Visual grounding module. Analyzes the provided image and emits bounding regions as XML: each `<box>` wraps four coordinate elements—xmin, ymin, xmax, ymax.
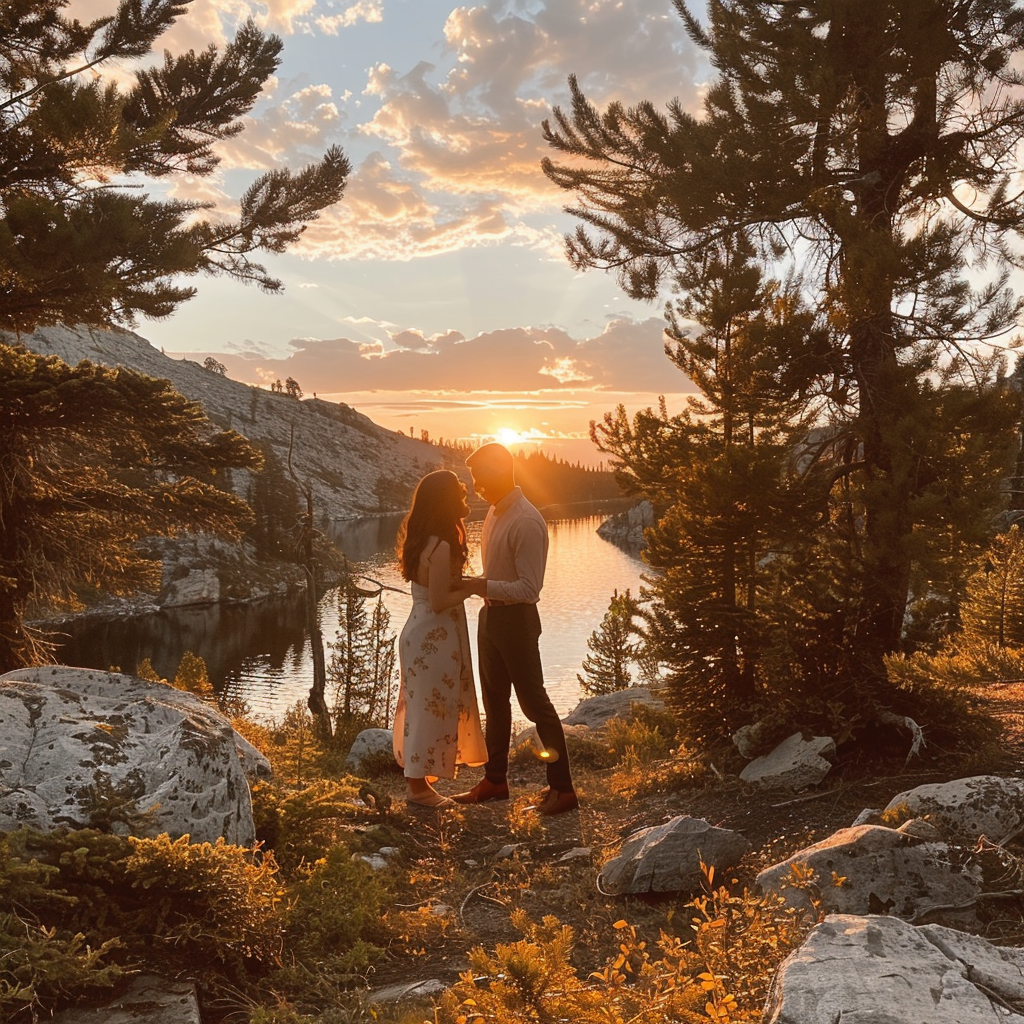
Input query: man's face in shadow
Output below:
<box><xmin>470</xmin><ymin>463</ymin><xmax>505</xmax><ymax>505</ymax></box>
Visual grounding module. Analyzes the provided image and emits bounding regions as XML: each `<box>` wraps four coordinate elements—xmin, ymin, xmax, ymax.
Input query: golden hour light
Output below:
<box><xmin>13</xmin><ymin>3</ymin><xmax>1024</xmax><ymax>1020</ymax></box>
<box><xmin>494</xmin><ymin>426</ymin><xmax>527</xmax><ymax>447</ymax></box>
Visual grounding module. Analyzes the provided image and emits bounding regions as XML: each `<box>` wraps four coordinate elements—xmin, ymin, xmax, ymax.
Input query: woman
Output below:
<box><xmin>393</xmin><ymin>470</ymin><xmax>487</xmax><ymax>807</ymax></box>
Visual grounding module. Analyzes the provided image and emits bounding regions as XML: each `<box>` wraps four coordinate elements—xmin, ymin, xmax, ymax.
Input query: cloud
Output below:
<box><xmin>353</xmin><ymin>0</ymin><xmax>702</xmax><ymax>207</ymax></box>
<box><xmin>217</xmin><ymin>82</ymin><xmax>346</xmax><ymax>170</ymax></box>
<box><xmin>169</xmin><ymin>315</ymin><xmax>686</xmax><ymax>394</ymax></box>
<box><xmin>315</xmin><ymin>0</ymin><xmax>383</xmax><ymax>35</ymax></box>
<box><xmin>291</xmin><ymin>151</ymin><xmax>542</xmax><ymax>260</ymax></box>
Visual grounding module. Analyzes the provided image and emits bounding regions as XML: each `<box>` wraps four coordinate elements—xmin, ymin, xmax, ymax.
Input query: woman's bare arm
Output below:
<box><xmin>427</xmin><ymin>540</ymin><xmax>474</xmax><ymax>612</ymax></box>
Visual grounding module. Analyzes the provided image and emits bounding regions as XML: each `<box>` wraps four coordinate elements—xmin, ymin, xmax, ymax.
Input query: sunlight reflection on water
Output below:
<box><xmin>222</xmin><ymin>513</ymin><xmax>647</xmax><ymax>721</ymax></box>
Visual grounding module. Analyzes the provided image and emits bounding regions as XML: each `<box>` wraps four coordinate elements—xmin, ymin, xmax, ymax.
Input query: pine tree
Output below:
<box><xmin>961</xmin><ymin>527</ymin><xmax>1024</xmax><ymax>648</ymax></box>
<box><xmin>365</xmin><ymin>595</ymin><xmax>398</xmax><ymax>727</ymax></box>
<box><xmin>577</xmin><ymin>588</ymin><xmax>642</xmax><ymax>696</ymax></box>
<box><xmin>327</xmin><ymin>573</ymin><xmax>373</xmax><ymax>725</ymax></box>
<box><xmin>246</xmin><ymin>442</ymin><xmax>301</xmax><ymax>560</ymax></box>
<box><xmin>0</xmin><ymin>0</ymin><xmax>350</xmax><ymax>331</ymax></box>
<box><xmin>0</xmin><ymin>342</ymin><xmax>262</xmax><ymax>671</ymax></box>
<box><xmin>594</xmin><ymin>237</ymin><xmax>830</xmax><ymax>738</ymax></box>
<box><xmin>543</xmin><ymin>1</ymin><xmax>1024</xmax><ymax>678</ymax></box>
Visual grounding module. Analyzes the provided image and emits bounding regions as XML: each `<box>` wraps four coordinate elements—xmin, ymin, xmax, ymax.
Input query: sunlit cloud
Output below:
<box><xmin>315</xmin><ymin>0</ymin><xmax>383</xmax><ymax>35</ymax></box>
<box><xmin>351</xmin><ymin>1</ymin><xmax>702</xmax><ymax>216</ymax></box>
<box><xmin>541</xmin><ymin>357</ymin><xmax>591</xmax><ymax>385</ymax></box>
<box><xmin>167</xmin><ymin>316</ymin><xmax>684</xmax><ymax>394</ymax></box>
<box><xmin>291</xmin><ymin>151</ymin><xmax>524</xmax><ymax>260</ymax></box>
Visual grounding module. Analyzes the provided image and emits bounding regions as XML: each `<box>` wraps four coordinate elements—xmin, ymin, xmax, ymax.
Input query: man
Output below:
<box><xmin>453</xmin><ymin>442</ymin><xmax>578</xmax><ymax>815</ymax></box>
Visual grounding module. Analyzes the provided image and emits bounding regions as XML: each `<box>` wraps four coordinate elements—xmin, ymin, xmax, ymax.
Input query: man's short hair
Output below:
<box><xmin>466</xmin><ymin>441</ymin><xmax>514</xmax><ymax>473</ymax></box>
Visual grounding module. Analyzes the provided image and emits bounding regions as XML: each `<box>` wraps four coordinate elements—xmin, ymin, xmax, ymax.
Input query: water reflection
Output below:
<box><xmin>53</xmin><ymin>512</ymin><xmax>647</xmax><ymax>721</ymax></box>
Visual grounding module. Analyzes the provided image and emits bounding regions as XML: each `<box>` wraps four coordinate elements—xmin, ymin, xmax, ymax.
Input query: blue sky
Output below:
<box><xmin>81</xmin><ymin>0</ymin><xmax>711</xmax><ymax>460</ymax></box>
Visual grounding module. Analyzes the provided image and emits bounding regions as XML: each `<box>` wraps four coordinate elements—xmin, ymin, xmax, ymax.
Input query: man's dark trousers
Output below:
<box><xmin>477</xmin><ymin>603</ymin><xmax>572</xmax><ymax>791</ymax></box>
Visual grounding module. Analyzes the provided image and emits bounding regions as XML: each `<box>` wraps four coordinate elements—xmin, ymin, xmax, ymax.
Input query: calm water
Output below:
<box><xmin>53</xmin><ymin>513</ymin><xmax>647</xmax><ymax>721</ymax></box>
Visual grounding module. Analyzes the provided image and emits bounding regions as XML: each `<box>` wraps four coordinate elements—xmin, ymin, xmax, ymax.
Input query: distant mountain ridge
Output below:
<box><xmin>12</xmin><ymin>324</ymin><xmax>450</xmax><ymax>519</ymax></box>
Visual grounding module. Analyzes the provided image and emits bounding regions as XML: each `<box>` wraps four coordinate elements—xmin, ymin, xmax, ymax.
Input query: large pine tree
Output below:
<box><xmin>543</xmin><ymin>0</ymin><xmax>1024</xmax><ymax>680</ymax></box>
<box><xmin>0</xmin><ymin>0</ymin><xmax>350</xmax><ymax>331</ymax></box>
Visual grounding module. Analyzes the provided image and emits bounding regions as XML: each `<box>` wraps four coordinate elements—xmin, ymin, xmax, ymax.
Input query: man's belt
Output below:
<box><xmin>483</xmin><ymin>598</ymin><xmax>518</xmax><ymax>607</ymax></box>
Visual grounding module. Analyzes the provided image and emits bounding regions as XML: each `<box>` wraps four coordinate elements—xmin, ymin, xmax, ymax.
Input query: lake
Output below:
<box><xmin>52</xmin><ymin>511</ymin><xmax>648</xmax><ymax>722</ymax></box>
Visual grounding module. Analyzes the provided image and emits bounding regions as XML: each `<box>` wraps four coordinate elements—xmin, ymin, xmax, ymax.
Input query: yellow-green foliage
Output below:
<box><xmin>520</xmin><ymin>703</ymin><xmax>681</xmax><ymax>774</ymax></box>
<box><xmin>438</xmin><ymin>872</ymin><xmax>816</xmax><ymax>1024</ymax></box>
<box><xmin>0</xmin><ymin>913</ymin><xmax>124</xmax><ymax>1021</ymax></box>
<box><xmin>961</xmin><ymin>526</ymin><xmax>1024</xmax><ymax>647</ymax></box>
<box><xmin>284</xmin><ymin>845</ymin><xmax>388</xmax><ymax>956</ymax></box>
<box><xmin>256</xmin><ymin>846</ymin><xmax>388</xmax><ymax>1009</ymax></box>
<box><xmin>0</xmin><ymin>828</ymin><xmax>285</xmax><ymax>1020</ymax></box>
<box><xmin>122</xmin><ymin>833</ymin><xmax>285</xmax><ymax>966</ymax></box>
<box><xmin>0</xmin><ymin>824</ymin><xmax>393</xmax><ymax>1021</ymax></box>
<box><xmin>883</xmin><ymin>640</ymin><xmax>1015</xmax><ymax>752</ymax></box>
<box><xmin>173</xmin><ymin>650</ymin><xmax>214</xmax><ymax>696</ymax></box>
<box><xmin>134</xmin><ymin>657</ymin><xmax>163</xmax><ymax>682</ymax></box>
<box><xmin>877</xmin><ymin>802</ymin><xmax>916</xmax><ymax>829</ymax></box>
<box><xmin>251</xmin><ymin>778</ymin><xmax>379</xmax><ymax>873</ymax></box>
<box><xmin>603</xmin><ymin>703</ymin><xmax>680</xmax><ymax>762</ymax></box>
<box><xmin>886</xmin><ymin>640</ymin><xmax>1024</xmax><ymax>690</ymax></box>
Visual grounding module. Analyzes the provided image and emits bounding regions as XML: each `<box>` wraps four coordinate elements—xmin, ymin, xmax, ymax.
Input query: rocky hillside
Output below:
<box><xmin>13</xmin><ymin>324</ymin><xmax>454</xmax><ymax>519</ymax></box>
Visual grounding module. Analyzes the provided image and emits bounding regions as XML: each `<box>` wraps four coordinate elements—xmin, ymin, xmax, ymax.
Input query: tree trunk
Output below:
<box><xmin>301</xmin><ymin>487</ymin><xmax>331</xmax><ymax>742</ymax></box>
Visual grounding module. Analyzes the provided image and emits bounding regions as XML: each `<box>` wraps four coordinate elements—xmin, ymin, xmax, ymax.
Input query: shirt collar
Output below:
<box><xmin>493</xmin><ymin>486</ymin><xmax>523</xmax><ymax>516</ymax></box>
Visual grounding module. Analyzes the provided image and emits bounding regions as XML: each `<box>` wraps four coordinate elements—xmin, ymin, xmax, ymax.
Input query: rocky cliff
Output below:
<box><xmin>13</xmin><ymin>323</ymin><xmax>454</xmax><ymax>519</ymax></box>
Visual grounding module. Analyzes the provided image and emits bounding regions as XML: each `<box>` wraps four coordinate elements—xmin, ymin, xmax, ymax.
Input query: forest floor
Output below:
<box><xmin>352</xmin><ymin>681</ymin><xmax>1024</xmax><ymax>1006</ymax></box>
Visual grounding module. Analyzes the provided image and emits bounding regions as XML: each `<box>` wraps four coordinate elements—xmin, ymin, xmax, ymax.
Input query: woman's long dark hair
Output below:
<box><xmin>397</xmin><ymin>470</ymin><xmax>469</xmax><ymax>582</ymax></box>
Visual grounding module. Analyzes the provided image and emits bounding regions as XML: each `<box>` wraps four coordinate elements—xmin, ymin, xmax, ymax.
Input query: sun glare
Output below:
<box><xmin>494</xmin><ymin>427</ymin><xmax>524</xmax><ymax>446</ymax></box>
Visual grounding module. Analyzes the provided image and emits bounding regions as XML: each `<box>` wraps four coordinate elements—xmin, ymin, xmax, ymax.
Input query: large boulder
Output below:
<box><xmin>562</xmin><ymin>686</ymin><xmax>665</xmax><ymax>729</ymax></box>
<box><xmin>597</xmin><ymin>815</ymin><xmax>751</xmax><ymax>895</ymax></box>
<box><xmin>765</xmin><ymin>914</ymin><xmax>1024</xmax><ymax>1024</ymax></box>
<box><xmin>0</xmin><ymin>666</ymin><xmax>269</xmax><ymax>846</ymax></box>
<box><xmin>883</xmin><ymin>775</ymin><xmax>1024</xmax><ymax>843</ymax></box>
<box><xmin>757</xmin><ymin>823</ymin><xmax>982</xmax><ymax>920</ymax></box>
<box><xmin>739</xmin><ymin>732</ymin><xmax>835</xmax><ymax>791</ymax></box>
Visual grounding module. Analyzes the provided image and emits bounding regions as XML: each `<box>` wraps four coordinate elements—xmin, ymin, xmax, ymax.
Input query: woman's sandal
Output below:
<box><xmin>406</xmin><ymin>791</ymin><xmax>455</xmax><ymax>809</ymax></box>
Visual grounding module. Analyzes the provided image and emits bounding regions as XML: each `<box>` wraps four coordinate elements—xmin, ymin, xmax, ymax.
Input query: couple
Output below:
<box><xmin>391</xmin><ymin>442</ymin><xmax>578</xmax><ymax>816</ymax></box>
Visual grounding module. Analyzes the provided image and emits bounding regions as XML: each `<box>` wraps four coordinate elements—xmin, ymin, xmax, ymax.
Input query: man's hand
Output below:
<box><xmin>462</xmin><ymin>576</ymin><xmax>487</xmax><ymax>598</ymax></box>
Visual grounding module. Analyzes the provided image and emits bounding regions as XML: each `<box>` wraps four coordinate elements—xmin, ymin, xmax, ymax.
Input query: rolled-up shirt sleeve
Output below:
<box><xmin>485</xmin><ymin>516</ymin><xmax>546</xmax><ymax>603</ymax></box>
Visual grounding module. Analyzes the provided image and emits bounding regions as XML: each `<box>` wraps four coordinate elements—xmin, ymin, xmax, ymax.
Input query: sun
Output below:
<box><xmin>494</xmin><ymin>427</ymin><xmax>524</xmax><ymax>447</ymax></box>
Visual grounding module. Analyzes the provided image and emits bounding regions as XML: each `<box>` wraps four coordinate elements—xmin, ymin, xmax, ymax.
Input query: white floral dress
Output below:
<box><xmin>393</xmin><ymin>582</ymin><xmax>487</xmax><ymax>779</ymax></box>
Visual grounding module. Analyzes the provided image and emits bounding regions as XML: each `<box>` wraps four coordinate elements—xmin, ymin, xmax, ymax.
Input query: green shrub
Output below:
<box><xmin>172</xmin><ymin>651</ymin><xmax>214</xmax><ymax>696</ymax></box>
<box><xmin>883</xmin><ymin>641</ymin><xmax>1009</xmax><ymax>757</ymax></box>
<box><xmin>252</xmin><ymin>778</ymin><xmax>377</xmax><ymax>873</ymax></box>
<box><xmin>0</xmin><ymin>912</ymin><xmax>124</xmax><ymax>1022</ymax></box>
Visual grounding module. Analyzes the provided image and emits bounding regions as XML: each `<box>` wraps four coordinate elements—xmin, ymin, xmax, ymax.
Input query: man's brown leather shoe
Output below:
<box><xmin>452</xmin><ymin>778</ymin><xmax>509</xmax><ymax>804</ymax></box>
<box><xmin>535</xmin><ymin>788</ymin><xmax>579</xmax><ymax>816</ymax></box>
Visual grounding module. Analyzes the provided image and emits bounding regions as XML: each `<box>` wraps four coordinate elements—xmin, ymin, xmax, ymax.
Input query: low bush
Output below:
<box><xmin>0</xmin><ymin>824</ymin><xmax>389</xmax><ymax>1022</ymax></box>
<box><xmin>437</xmin><ymin>867</ymin><xmax>818</xmax><ymax>1024</ymax></box>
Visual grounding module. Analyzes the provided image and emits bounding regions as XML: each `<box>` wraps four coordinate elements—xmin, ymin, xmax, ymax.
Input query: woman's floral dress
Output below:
<box><xmin>393</xmin><ymin>581</ymin><xmax>487</xmax><ymax>779</ymax></box>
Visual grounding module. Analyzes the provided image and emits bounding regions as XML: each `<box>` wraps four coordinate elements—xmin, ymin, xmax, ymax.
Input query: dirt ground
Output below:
<box><xmin>355</xmin><ymin>681</ymin><xmax>1024</xmax><ymax>997</ymax></box>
